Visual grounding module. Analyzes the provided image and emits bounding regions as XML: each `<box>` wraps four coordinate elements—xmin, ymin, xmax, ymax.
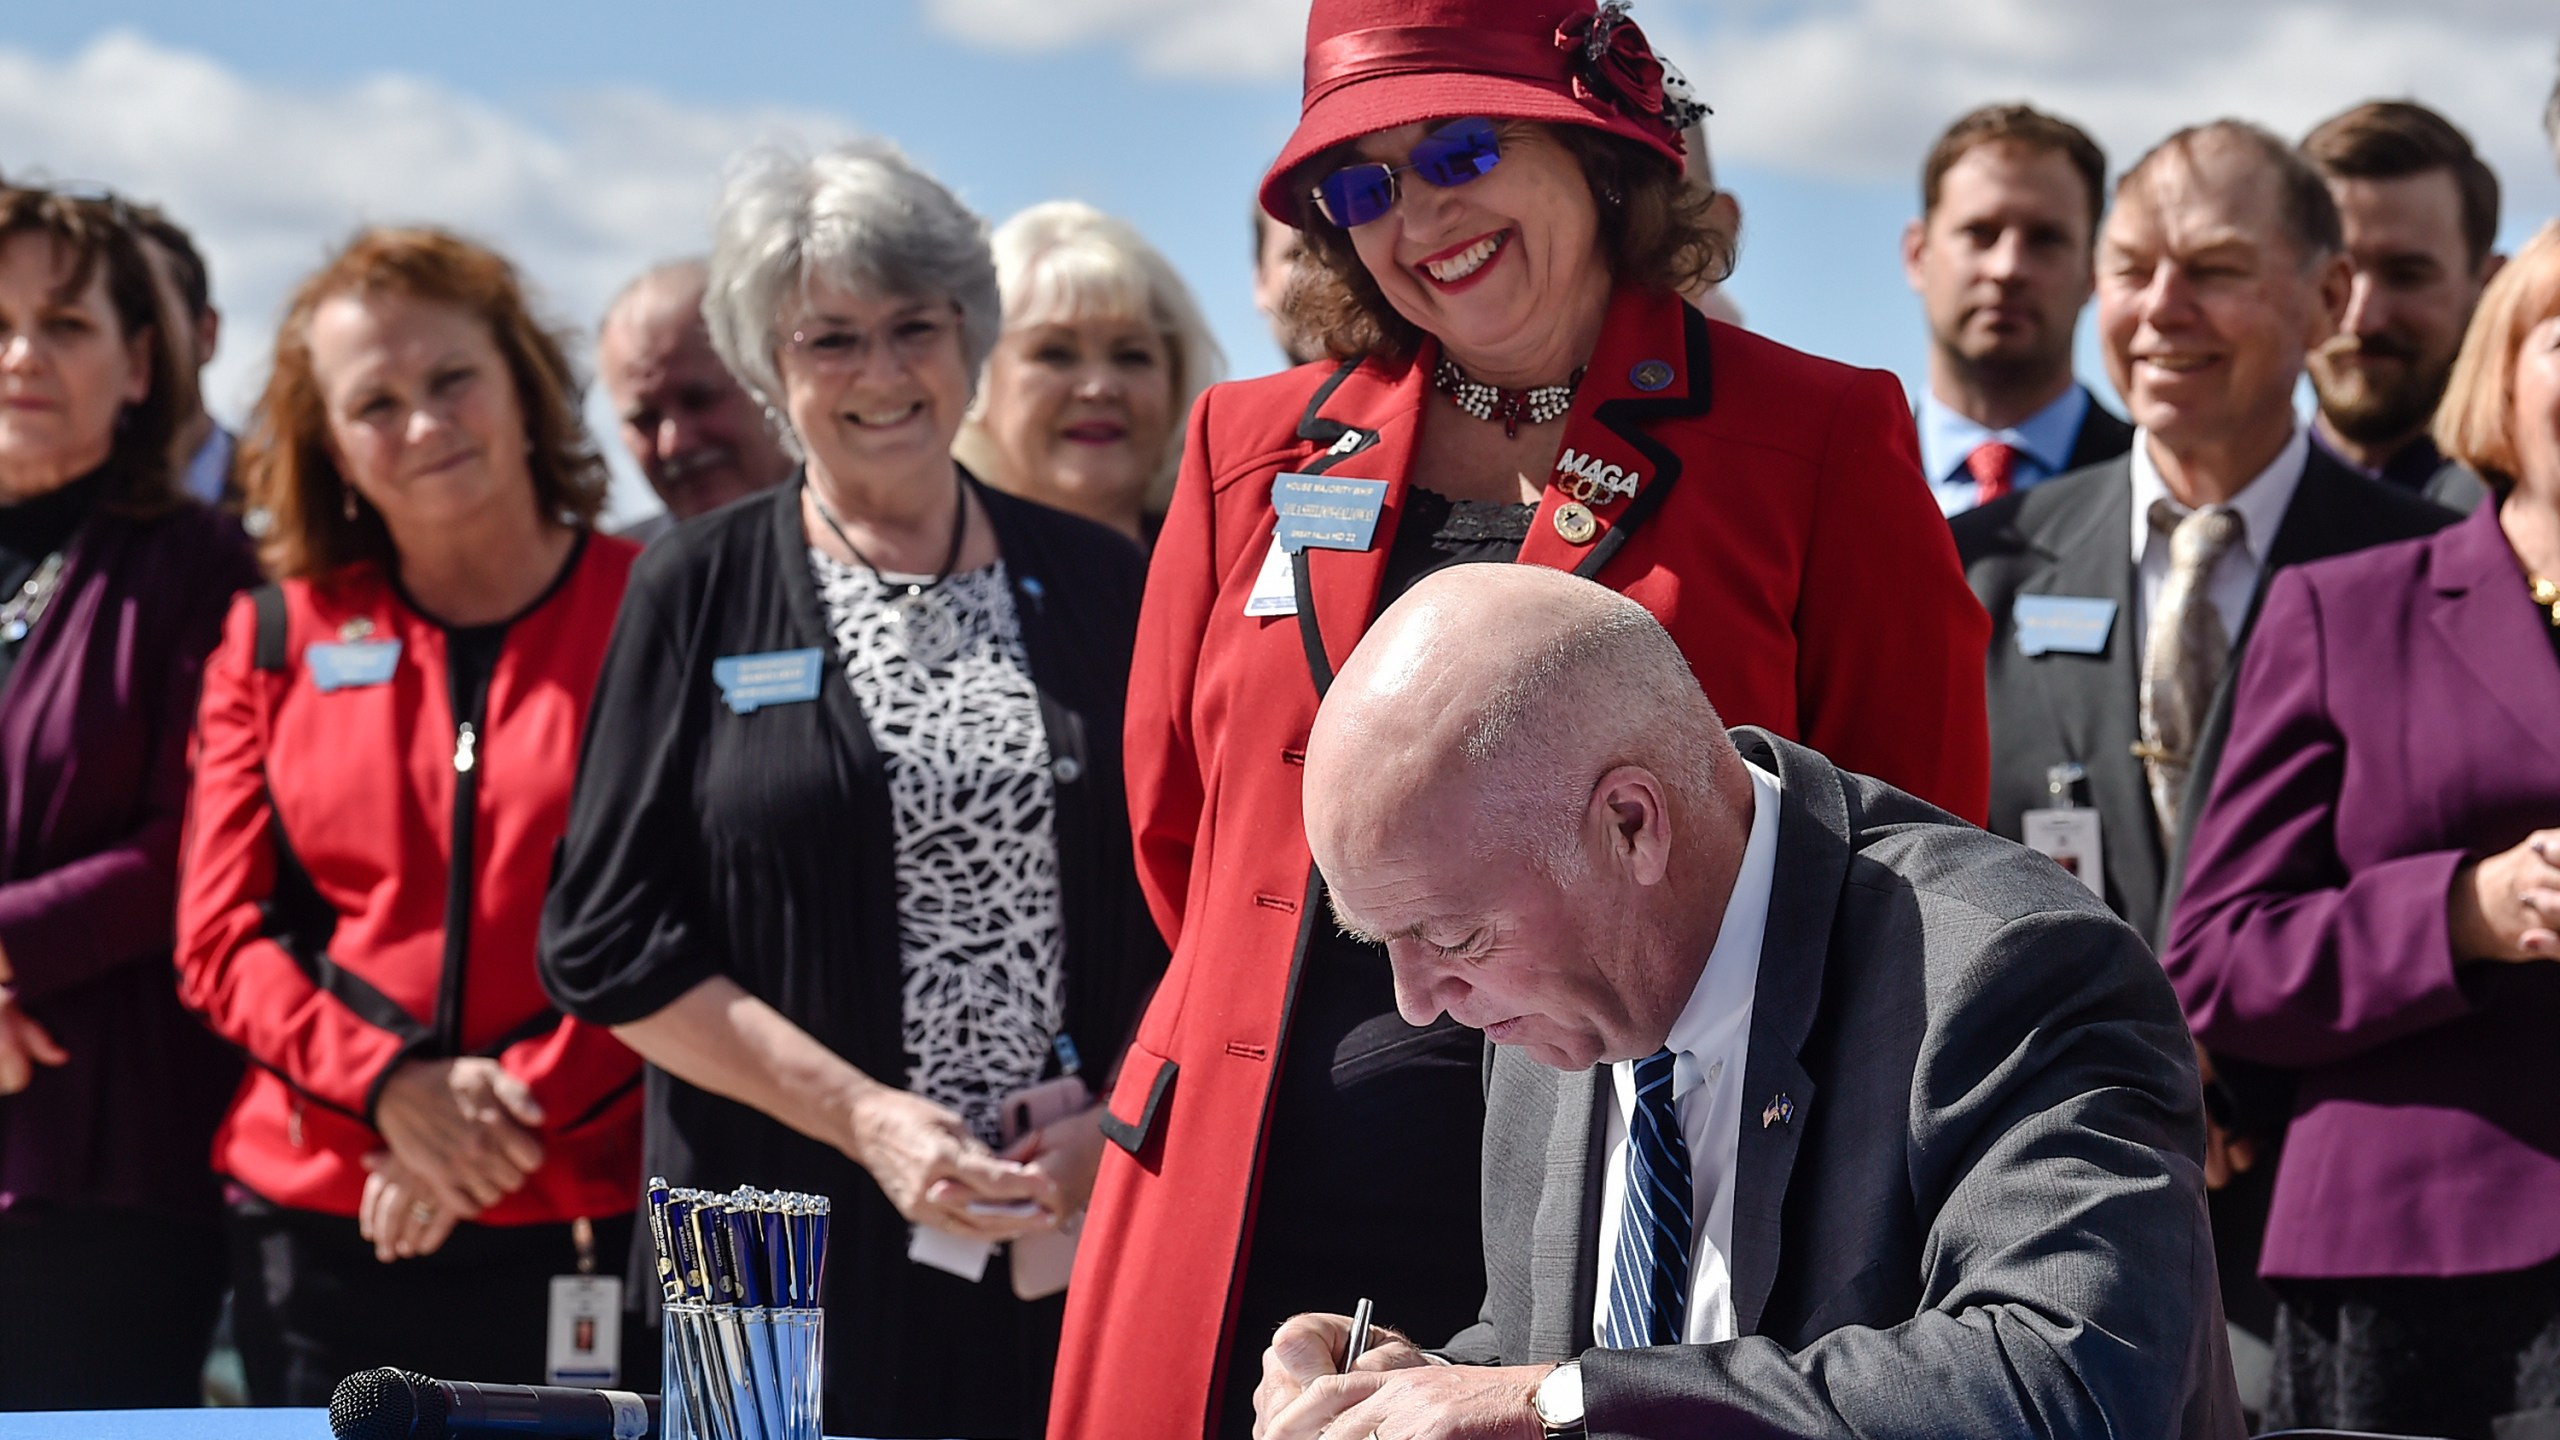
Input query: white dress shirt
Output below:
<box><xmin>2126</xmin><ymin>425</ymin><xmax>2307</xmax><ymax>660</ymax></box>
<box><xmin>1592</xmin><ymin>759</ymin><xmax>1781</xmax><ymax>1347</ymax></box>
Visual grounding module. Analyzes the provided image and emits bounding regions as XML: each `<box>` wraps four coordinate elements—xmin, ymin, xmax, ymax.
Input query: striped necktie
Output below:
<box><xmin>1604</xmin><ymin>1048</ymin><xmax>1693</xmax><ymax>1348</ymax></box>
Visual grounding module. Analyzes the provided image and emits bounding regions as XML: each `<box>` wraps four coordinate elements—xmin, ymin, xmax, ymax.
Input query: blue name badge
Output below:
<box><xmin>307</xmin><ymin>640</ymin><xmax>403</xmax><ymax>693</ymax></box>
<box><xmin>712</xmin><ymin>648</ymin><xmax>826</xmax><ymax>714</ymax></box>
<box><xmin>2014</xmin><ymin>595</ymin><xmax>2119</xmax><ymax>657</ymax></box>
<box><xmin>1272</xmin><ymin>474</ymin><xmax>1390</xmax><ymax>554</ymax></box>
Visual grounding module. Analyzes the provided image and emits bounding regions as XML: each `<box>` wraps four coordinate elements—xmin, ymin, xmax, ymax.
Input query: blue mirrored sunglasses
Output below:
<box><xmin>1309</xmin><ymin>116</ymin><xmax>1504</xmax><ymax>229</ymax></box>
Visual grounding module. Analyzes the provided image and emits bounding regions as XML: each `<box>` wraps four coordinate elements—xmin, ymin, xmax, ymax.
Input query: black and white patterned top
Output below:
<box><xmin>811</xmin><ymin>551</ymin><xmax>1065</xmax><ymax>1144</ymax></box>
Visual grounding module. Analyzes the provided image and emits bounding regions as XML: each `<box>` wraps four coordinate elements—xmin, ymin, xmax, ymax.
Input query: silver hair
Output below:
<box><xmin>703</xmin><ymin>138</ymin><xmax>1000</xmax><ymax>456</ymax></box>
<box><xmin>980</xmin><ymin>200</ymin><xmax>1225</xmax><ymax>513</ymax></box>
<box><xmin>1459</xmin><ymin>603</ymin><xmax>1727</xmax><ymax>885</ymax></box>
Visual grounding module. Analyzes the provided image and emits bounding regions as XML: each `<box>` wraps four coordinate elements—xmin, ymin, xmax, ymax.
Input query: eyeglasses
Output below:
<box><xmin>1310</xmin><ymin>117</ymin><xmax>1504</xmax><ymax>229</ymax></box>
<box><xmin>784</xmin><ymin>304</ymin><xmax>960</xmax><ymax>373</ymax></box>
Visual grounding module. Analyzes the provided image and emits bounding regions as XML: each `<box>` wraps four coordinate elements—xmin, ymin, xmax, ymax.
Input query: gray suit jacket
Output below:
<box><xmin>1442</xmin><ymin>729</ymin><xmax>2246</xmax><ymax>1438</ymax></box>
<box><xmin>1949</xmin><ymin>446</ymin><xmax>2454</xmax><ymax>948</ymax></box>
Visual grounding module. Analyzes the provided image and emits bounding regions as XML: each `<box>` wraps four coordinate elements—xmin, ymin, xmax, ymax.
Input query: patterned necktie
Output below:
<box><xmin>1967</xmin><ymin>441</ymin><xmax>2020</xmax><ymax>506</ymax></box>
<box><xmin>2138</xmin><ymin>499</ymin><xmax>2247</xmax><ymax>837</ymax></box>
<box><xmin>1604</xmin><ymin>1049</ymin><xmax>1693</xmax><ymax>1348</ymax></box>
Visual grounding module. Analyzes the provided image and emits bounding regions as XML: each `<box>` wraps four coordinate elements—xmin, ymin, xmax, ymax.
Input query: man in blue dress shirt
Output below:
<box><xmin>1903</xmin><ymin>104</ymin><xmax>2134</xmax><ymax>517</ymax></box>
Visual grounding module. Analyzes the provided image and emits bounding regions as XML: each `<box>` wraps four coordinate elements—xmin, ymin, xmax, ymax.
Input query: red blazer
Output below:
<box><xmin>176</xmin><ymin>536</ymin><xmax>642</xmax><ymax>1224</ymax></box>
<box><xmin>1051</xmin><ymin>287</ymin><xmax>1989</xmax><ymax>1437</ymax></box>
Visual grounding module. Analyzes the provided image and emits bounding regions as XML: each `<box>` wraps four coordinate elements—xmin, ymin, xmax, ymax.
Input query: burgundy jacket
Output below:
<box><xmin>2164</xmin><ymin>500</ymin><xmax>2560</xmax><ymax>1279</ymax></box>
<box><xmin>0</xmin><ymin>500</ymin><xmax>260</xmax><ymax>1221</ymax></box>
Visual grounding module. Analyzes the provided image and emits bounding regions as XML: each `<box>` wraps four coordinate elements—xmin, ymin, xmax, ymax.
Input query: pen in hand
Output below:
<box><xmin>1342</xmin><ymin>1297</ymin><xmax>1374</xmax><ymax>1373</ymax></box>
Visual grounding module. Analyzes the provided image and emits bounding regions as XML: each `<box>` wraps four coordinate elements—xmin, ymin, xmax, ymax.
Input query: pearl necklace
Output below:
<box><xmin>1432</xmin><ymin>357</ymin><xmax>1582</xmax><ymax>439</ymax></box>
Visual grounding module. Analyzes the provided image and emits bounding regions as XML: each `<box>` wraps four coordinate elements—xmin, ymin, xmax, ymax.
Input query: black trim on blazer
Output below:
<box><xmin>1284</xmin><ymin>384</ymin><xmax>1377</xmax><ymax>700</ymax></box>
<box><xmin>1097</xmin><ymin>1052</ymin><xmax>1179</xmax><ymax>1156</ymax></box>
<box><xmin>1578</xmin><ymin>303</ymin><xmax>1717</xmax><ymax>580</ymax></box>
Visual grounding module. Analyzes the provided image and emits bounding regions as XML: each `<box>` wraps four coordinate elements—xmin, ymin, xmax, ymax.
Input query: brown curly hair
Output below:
<box><xmin>241</xmin><ymin>226</ymin><xmax>608</xmax><ymax>580</ymax></box>
<box><xmin>1280</xmin><ymin>121</ymin><xmax>1734</xmax><ymax>364</ymax></box>
<box><xmin>0</xmin><ymin>185</ymin><xmax>182</xmax><ymax>515</ymax></box>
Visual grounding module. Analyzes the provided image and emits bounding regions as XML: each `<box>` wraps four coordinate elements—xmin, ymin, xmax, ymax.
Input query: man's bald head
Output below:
<box><xmin>1306</xmin><ymin>568</ymin><xmax>1751</xmax><ymax>1069</ymax></box>
<box><xmin>1311</xmin><ymin>566</ymin><xmax>1732</xmax><ymax>880</ymax></box>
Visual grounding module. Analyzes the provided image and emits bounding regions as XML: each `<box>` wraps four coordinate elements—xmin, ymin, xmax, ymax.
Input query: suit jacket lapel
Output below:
<box><xmin>1515</xmin><ymin>288</ymin><xmax>1710</xmax><ymax>578</ymax></box>
<box><xmin>2431</xmin><ymin>503</ymin><xmax>2560</xmax><ymax>774</ymax></box>
<box><xmin>1533</xmin><ymin>1065</ymin><xmax>1607</xmax><ymax>1357</ymax></box>
<box><xmin>1725</xmin><ymin>728</ymin><xmax>1845</xmax><ymax>1336</ymax></box>
<box><xmin>2016</xmin><ymin>463</ymin><xmax>2162</xmax><ymax>919</ymax></box>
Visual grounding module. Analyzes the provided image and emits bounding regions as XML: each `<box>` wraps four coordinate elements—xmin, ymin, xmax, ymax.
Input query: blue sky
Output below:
<box><xmin>5</xmin><ymin>2</ymin><xmax>2555</xmax><ymax>519</ymax></box>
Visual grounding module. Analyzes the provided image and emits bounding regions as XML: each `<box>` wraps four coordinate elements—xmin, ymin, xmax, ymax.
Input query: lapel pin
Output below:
<box><xmin>339</xmin><ymin>616</ymin><xmax>374</xmax><ymax>642</ymax></box>
<box><xmin>1326</xmin><ymin>428</ymin><xmax>1367</xmax><ymax>457</ymax></box>
<box><xmin>1553</xmin><ymin>501</ymin><xmax>1598</xmax><ymax>545</ymax></box>
<box><xmin>1629</xmin><ymin>359</ymin><xmax>1674</xmax><ymax>392</ymax></box>
<box><xmin>1761</xmin><ymin>1093</ymin><xmax>1794</xmax><ymax>1129</ymax></box>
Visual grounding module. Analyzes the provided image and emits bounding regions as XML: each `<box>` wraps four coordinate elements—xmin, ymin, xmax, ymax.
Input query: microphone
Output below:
<box><xmin>329</xmin><ymin>1367</ymin><xmax>660</xmax><ymax>1440</ymax></box>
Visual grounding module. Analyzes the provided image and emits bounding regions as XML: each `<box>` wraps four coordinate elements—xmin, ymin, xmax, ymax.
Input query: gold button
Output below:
<box><xmin>1553</xmin><ymin>501</ymin><xmax>1597</xmax><ymax>545</ymax></box>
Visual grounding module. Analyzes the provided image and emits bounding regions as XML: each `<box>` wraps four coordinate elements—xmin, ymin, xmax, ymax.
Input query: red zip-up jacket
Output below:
<box><xmin>176</xmin><ymin>536</ymin><xmax>641</xmax><ymax>1223</ymax></box>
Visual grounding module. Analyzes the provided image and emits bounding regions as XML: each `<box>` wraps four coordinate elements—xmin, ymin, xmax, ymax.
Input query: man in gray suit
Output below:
<box><xmin>1951</xmin><ymin>122</ymin><xmax>2453</xmax><ymax>1411</ymax></box>
<box><xmin>1253</xmin><ymin>565</ymin><xmax>2242</xmax><ymax>1439</ymax></box>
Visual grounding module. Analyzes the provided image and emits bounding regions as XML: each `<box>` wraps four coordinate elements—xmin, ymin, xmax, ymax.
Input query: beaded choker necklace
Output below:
<box><xmin>1432</xmin><ymin>357</ymin><xmax>1582</xmax><ymax>439</ymax></box>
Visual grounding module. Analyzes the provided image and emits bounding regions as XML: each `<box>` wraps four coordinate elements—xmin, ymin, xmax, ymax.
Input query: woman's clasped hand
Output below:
<box><xmin>849</xmin><ymin>1082</ymin><xmax>1056</xmax><ymax>1244</ymax></box>
<box><xmin>354</xmin><ymin>1057</ymin><xmax>551</xmax><ymax>1257</ymax></box>
<box><xmin>2450</xmin><ymin>829</ymin><xmax>2560</xmax><ymax>962</ymax></box>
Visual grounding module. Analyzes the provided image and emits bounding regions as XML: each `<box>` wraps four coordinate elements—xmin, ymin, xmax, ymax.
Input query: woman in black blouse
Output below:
<box><xmin>538</xmin><ymin>140</ymin><xmax>1162</xmax><ymax>1440</ymax></box>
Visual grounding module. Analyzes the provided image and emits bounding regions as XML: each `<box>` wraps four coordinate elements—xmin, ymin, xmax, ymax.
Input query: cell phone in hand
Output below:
<box><xmin>998</xmin><ymin>1074</ymin><xmax>1092</xmax><ymax>1301</ymax></box>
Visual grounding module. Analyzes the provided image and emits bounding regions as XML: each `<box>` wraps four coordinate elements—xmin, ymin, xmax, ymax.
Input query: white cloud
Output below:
<box><xmin>1668</xmin><ymin>0</ymin><xmax>2560</xmax><ymax>201</ymax></box>
<box><xmin>920</xmin><ymin>0</ymin><xmax>2559</xmax><ymax>216</ymax></box>
<box><xmin>920</xmin><ymin>0</ymin><xmax>1307</xmax><ymax>79</ymax></box>
<box><xmin>0</xmin><ymin>30</ymin><xmax>855</xmax><ymax>521</ymax></box>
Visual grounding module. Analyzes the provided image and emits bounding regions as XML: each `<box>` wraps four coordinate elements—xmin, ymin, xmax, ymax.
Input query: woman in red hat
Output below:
<box><xmin>1053</xmin><ymin>3</ymin><xmax>1989</xmax><ymax>1435</ymax></box>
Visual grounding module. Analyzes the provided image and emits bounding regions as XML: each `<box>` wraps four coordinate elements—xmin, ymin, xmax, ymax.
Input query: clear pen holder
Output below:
<box><xmin>661</xmin><ymin>1300</ymin><xmax>823</xmax><ymax>1440</ymax></box>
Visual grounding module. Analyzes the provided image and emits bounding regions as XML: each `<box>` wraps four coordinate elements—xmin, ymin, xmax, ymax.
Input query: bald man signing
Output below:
<box><xmin>1258</xmin><ymin>566</ymin><xmax>2243</xmax><ymax>1439</ymax></box>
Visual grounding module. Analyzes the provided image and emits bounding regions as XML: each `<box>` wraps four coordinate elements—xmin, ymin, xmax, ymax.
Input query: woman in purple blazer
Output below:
<box><xmin>2164</xmin><ymin>220</ymin><xmax>2560</xmax><ymax>1439</ymax></box>
<box><xmin>0</xmin><ymin>186</ymin><xmax>260</xmax><ymax>1408</ymax></box>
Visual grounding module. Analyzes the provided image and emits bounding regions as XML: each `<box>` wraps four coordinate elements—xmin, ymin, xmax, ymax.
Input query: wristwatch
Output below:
<box><xmin>1532</xmin><ymin>1360</ymin><xmax>1584</xmax><ymax>1439</ymax></box>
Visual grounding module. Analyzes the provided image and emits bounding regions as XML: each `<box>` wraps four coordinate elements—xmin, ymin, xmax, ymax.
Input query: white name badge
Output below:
<box><xmin>545</xmin><ymin>1273</ymin><xmax>623</xmax><ymax>1386</ymax></box>
<box><xmin>1243</xmin><ymin>535</ymin><xmax>1298</xmax><ymax>618</ymax></box>
<box><xmin>2021</xmin><ymin>808</ymin><xmax>2104</xmax><ymax>897</ymax></box>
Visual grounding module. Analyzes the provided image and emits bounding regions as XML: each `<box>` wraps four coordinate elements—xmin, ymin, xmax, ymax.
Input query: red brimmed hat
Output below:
<box><xmin>1258</xmin><ymin>0</ymin><xmax>1695</xmax><ymax>223</ymax></box>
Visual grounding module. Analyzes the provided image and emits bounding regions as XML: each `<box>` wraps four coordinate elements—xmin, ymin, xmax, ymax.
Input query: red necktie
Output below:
<box><xmin>1967</xmin><ymin>441</ymin><xmax>2019</xmax><ymax>506</ymax></box>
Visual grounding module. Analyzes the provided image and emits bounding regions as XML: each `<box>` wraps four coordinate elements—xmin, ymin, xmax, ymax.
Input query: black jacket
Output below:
<box><xmin>538</xmin><ymin>474</ymin><xmax>1164</xmax><ymax>1435</ymax></box>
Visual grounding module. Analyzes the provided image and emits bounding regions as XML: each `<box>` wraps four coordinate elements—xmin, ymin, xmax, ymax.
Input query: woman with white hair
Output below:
<box><xmin>539</xmin><ymin>139</ymin><xmax>1164</xmax><ymax>1438</ymax></box>
<box><xmin>960</xmin><ymin>201</ymin><xmax>1221</xmax><ymax>542</ymax></box>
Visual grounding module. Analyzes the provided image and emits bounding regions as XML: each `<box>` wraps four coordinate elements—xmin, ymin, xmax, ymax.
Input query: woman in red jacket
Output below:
<box><xmin>177</xmin><ymin>228</ymin><xmax>641</xmax><ymax>1403</ymax></box>
<box><xmin>1050</xmin><ymin>2</ymin><xmax>1989</xmax><ymax>1435</ymax></box>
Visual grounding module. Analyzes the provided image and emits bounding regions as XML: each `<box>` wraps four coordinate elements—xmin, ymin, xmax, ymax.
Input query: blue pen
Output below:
<box><xmin>807</xmin><ymin>1195</ymin><xmax>831</xmax><ymax>1304</ymax></box>
<box><xmin>644</xmin><ymin>1178</ymin><xmax>680</xmax><ymax>1302</ymax></box>
<box><xmin>760</xmin><ymin>1196</ymin><xmax>792</xmax><ymax>1307</ymax></box>
<box><xmin>664</xmin><ymin>1191</ymin><xmax>706</xmax><ymax>1301</ymax></box>
<box><xmin>723</xmin><ymin>1199</ymin><xmax>768</xmax><ymax>1308</ymax></box>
